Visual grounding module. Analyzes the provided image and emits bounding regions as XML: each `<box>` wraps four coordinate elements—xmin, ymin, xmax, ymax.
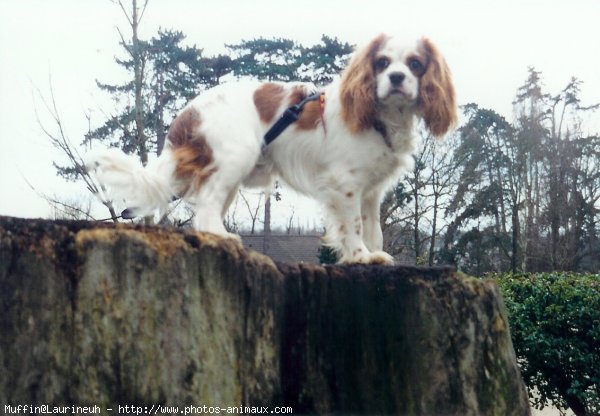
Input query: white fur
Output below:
<box><xmin>86</xmin><ymin>35</ymin><xmax>455</xmax><ymax>264</ymax></box>
<box><xmin>85</xmin><ymin>147</ymin><xmax>177</xmax><ymax>218</ymax></box>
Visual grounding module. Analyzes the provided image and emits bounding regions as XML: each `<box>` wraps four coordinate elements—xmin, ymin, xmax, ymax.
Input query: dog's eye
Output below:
<box><xmin>375</xmin><ymin>57</ymin><xmax>390</xmax><ymax>71</ymax></box>
<box><xmin>408</xmin><ymin>58</ymin><xmax>425</xmax><ymax>75</ymax></box>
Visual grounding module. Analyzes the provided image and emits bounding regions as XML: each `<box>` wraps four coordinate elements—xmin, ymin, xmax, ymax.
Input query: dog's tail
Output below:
<box><xmin>85</xmin><ymin>148</ymin><xmax>177</xmax><ymax>219</ymax></box>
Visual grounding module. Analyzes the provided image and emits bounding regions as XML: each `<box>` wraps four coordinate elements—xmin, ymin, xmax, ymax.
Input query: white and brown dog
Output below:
<box><xmin>86</xmin><ymin>34</ymin><xmax>456</xmax><ymax>264</ymax></box>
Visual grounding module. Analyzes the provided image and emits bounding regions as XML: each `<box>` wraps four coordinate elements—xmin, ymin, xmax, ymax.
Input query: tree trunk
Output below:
<box><xmin>0</xmin><ymin>216</ymin><xmax>531</xmax><ymax>415</ymax></box>
<box><xmin>128</xmin><ymin>0</ymin><xmax>147</xmax><ymax>165</ymax></box>
<box><xmin>511</xmin><ymin>205</ymin><xmax>520</xmax><ymax>273</ymax></box>
<box><xmin>264</xmin><ymin>193</ymin><xmax>271</xmax><ymax>256</ymax></box>
<box><xmin>412</xmin><ymin>183</ymin><xmax>421</xmax><ymax>263</ymax></box>
<box><xmin>155</xmin><ymin>70</ymin><xmax>166</xmax><ymax>156</ymax></box>
<box><xmin>428</xmin><ymin>191</ymin><xmax>439</xmax><ymax>267</ymax></box>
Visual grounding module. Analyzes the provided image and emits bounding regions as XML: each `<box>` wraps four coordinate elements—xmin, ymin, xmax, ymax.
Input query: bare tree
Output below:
<box><xmin>37</xmin><ymin>0</ymin><xmax>154</xmax><ymax>224</ymax></box>
<box><xmin>423</xmin><ymin>134</ymin><xmax>460</xmax><ymax>266</ymax></box>
<box><xmin>381</xmin><ymin>129</ymin><xmax>459</xmax><ymax>265</ymax></box>
<box><xmin>238</xmin><ymin>191</ymin><xmax>264</xmax><ymax>234</ymax></box>
<box><xmin>224</xmin><ymin>195</ymin><xmax>241</xmax><ymax>233</ymax></box>
<box><xmin>285</xmin><ymin>207</ymin><xmax>296</xmax><ymax>235</ymax></box>
<box><xmin>48</xmin><ymin>196</ymin><xmax>94</xmax><ymax>221</ymax></box>
<box><xmin>34</xmin><ymin>79</ymin><xmax>119</xmax><ymax>222</ymax></box>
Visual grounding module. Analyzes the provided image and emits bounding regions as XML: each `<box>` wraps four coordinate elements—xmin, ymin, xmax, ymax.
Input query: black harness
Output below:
<box><xmin>263</xmin><ymin>92</ymin><xmax>323</xmax><ymax>146</ymax></box>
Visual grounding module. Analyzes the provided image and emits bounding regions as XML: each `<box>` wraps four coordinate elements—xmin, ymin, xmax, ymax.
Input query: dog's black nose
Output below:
<box><xmin>389</xmin><ymin>72</ymin><xmax>405</xmax><ymax>86</ymax></box>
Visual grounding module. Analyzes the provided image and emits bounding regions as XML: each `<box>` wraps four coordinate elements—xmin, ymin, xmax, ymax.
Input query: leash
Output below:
<box><xmin>96</xmin><ymin>196</ymin><xmax>180</xmax><ymax>222</ymax></box>
<box><xmin>263</xmin><ymin>92</ymin><xmax>324</xmax><ymax>146</ymax></box>
<box><xmin>119</xmin><ymin>195</ymin><xmax>181</xmax><ymax>220</ymax></box>
<box><xmin>94</xmin><ymin>209</ymin><xmax>134</xmax><ymax>222</ymax></box>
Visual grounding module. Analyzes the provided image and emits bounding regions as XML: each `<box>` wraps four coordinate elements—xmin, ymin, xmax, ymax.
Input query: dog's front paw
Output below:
<box><xmin>210</xmin><ymin>230</ymin><xmax>242</xmax><ymax>243</ymax></box>
<box><xmin>224</xmin><ymin>232</ymin><xmax>242</xmax><ymax>243</ymax></box>
<box><xmin>341</xmin><ymin>250</ymin><xmax>395</xmax><ymax>265</ymax></box>
<box><xmin>365</xmin><ymin>251</ymin><xmax>395</xmax><ymax>265</ymax></box>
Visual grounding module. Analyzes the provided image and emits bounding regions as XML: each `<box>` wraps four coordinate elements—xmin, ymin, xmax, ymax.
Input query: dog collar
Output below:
<box><xmin>373</xmin><ymin>119</ymin><xmax>392</xmax><ymax>149</ymax></box>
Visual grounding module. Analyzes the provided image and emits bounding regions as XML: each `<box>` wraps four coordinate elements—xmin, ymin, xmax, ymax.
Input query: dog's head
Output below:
<box><xmin>340</xmin><ymin>34</ymin><xmax>457</xmax><ymax>137</ymax></box>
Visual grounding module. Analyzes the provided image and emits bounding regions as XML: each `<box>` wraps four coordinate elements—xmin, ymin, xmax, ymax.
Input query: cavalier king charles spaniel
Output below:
<box><xmin>87</xmin><ymin>34</ymin><xmax>456</xmax><ymax>264</ymax></box>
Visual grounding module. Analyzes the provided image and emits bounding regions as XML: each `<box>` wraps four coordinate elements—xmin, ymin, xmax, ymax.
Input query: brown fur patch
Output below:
<box><xmin>173</xmin><ymin>141</ymin><xmax>218</xmax><ymax>193</ymax></box>
<box><xmin>297</xmin><ymin>100</ymin><xmax>322</xmax><ymax>130</ymax></box>
<box><xmin>289</xmin><ymin>86</ymin><xmax>322</xmax><ymax>131</ymax></box>
<box><xmin>167</xmin><ymin>107</ymin><xmax>217</xmax><ymax>192</ymax></box>
<box><xmin>167</xmin><ymin>107</ymin><xmax>202</xmax><ymax>147</ymax></box>
<box><xmin>254</xmin><ymin>83</ymin><xmax>285</xmax><ymax>123</ymax></box>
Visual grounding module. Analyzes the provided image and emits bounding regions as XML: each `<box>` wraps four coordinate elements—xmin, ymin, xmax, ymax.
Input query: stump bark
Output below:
<box><xmin>0</xmin><ymin>216</ymin><xmax>530</xmax><ymax>415</ymax></box>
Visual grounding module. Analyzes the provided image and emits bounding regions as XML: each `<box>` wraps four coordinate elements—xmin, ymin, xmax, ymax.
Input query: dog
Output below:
<box><xmin>86</xmin><ymin>34</ymin><xmax>456</xmax><ymax>264</ymax></box>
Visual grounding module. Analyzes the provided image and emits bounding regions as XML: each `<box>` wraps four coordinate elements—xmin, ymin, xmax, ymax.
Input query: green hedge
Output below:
<box><xmin>494</xmin><ymin>273</ymin><xmax>599</xmax><ymax>416</ymax></box>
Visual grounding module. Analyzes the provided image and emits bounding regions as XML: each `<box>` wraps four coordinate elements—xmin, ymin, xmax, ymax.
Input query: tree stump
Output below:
<box><xmin>0</xmin><ymin>216</ymin><xmax>530</xmax><ymax>415</ymax></box>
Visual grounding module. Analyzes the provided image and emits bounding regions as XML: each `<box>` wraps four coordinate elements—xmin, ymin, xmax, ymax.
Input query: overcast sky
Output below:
<box><xmin>1</xmin><ymin>0</ymin><xmax>599</xmax><ymax>228</ymax></box>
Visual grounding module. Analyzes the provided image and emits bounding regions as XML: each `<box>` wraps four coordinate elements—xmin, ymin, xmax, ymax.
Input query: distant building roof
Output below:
<box><xmin>241</xmin><ymin>234</ymin><xmax>322</xmax><ymax>264</ymax></box>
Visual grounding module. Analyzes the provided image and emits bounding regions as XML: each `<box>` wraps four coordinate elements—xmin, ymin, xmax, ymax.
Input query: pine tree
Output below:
<box><xmin>227</xmin><ymin>37</ymin><xmax>300</xmax><ymax>82</ymax></box>
<box><xmin>297</xmin><ymin>35</ymin><xmax>353</xmax><ymax>85</ymax></box>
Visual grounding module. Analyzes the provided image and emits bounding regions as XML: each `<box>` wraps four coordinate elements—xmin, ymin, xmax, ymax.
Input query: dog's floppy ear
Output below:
<box><xmin>418</xmin><ymin>38</ymin><xmax>457</xmax><ymax>137</ymax></box>
<box><xmin>339</xmin><ymin>34</ymin><xmax>388</xmax><ymax>133</ymax></box>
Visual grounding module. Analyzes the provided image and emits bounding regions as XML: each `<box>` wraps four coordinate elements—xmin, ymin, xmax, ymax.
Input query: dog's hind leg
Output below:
<box><xmin>186</xmin><ymin>183</ymin><xmax>241</xmax><ymax>241</ymax></box>
<box><xmin>183</xmin><ymin>143</ymin><xmax>261</xmax><ymax>240</ymax></box>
